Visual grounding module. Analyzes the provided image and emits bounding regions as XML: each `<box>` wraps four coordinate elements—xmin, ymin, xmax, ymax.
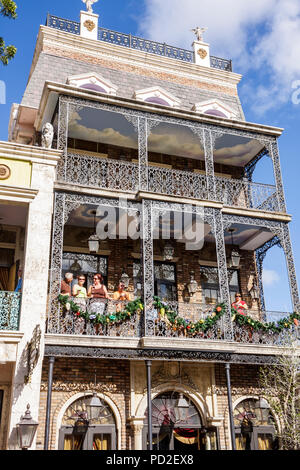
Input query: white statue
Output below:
<box><xmin>191</xmin><ymin>27</ymin><xmax>208</xmax><ymax>42</ymax></box>
<box><xmin>82</xmin><ymin>0</ymin><xmax>98</xmax><ymax>13</ymax></box>
<box><xmin>41</xmin><ymin>123</ymin><xmax>54</xmax><ymax>149</ymax></box>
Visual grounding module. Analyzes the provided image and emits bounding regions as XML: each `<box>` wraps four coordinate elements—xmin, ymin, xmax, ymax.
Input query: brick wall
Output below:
<box><xmin>37</xmin><ymin>358</ymin><xmax>131</xmax><ymax>450</ymax></box>
<box><xmin>215</xmin><ymin>363</ymin><xmax>262</xmax><ymax>450</ymax></box>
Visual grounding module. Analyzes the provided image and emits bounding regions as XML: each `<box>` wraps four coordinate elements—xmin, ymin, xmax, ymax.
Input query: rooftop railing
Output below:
<box><xmin>46</xmin><ymin>14</ymin><xmax>232</xmax><ymax>71</ymax></box>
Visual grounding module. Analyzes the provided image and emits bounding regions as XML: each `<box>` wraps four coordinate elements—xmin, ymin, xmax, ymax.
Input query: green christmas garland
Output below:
<box><xmin>153</xmin><ymin>296</ymin><xmax>226</xmax><ymax>334</ymax></box>
<box><xmin>58</xmin><ymin>294</ymin><xmax>300</xmax><ymax>336</ymax></box>
<box><xmin>232</xmin><ymin>310</ymin><xmax>300</xmax><ymax>333</ymax></box>
<box><xmin>58</xmin><ymin>294</ymin><xmax>143</xmax><ymax>326</ymax></box>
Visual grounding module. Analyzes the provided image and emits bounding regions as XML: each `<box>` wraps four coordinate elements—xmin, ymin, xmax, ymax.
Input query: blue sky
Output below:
<box><xmin>0</xmin><ymin>0</ymin><xmax>299</xmax><ymax>312</ymax></box>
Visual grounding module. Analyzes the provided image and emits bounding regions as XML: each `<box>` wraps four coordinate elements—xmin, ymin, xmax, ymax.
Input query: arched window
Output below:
<box><xmin>144</xmin><ymin>96</ymin><xmax>170</xmax><ymax>106</ymax></box>
<box><xmin>67</xmin><ymin>73</ymin><xmax>118</xmax><ymax>96</ymax></box>
<box><xmin>193</xmin><ymin>100</ymin><xmax>238</xmax><ymax>119</ymax></box>
<box><xmin>58</xmin><ymin>394</ymin><xmax>117</xmax><ymax>450</ymax></box>
<box><xmin>204</xmin><ymin>109</ymin><xmax>227</xmax><ymax>118</ymax></box>
<box><xmin>143</xmin><ymin>392</ymin><xmax>218</xmax><ymax>450</ymax></box>
<box><xmin>80</xmin><ymin>83</ymin><xmax>107</xmax><ymax>93</ymax></box>
<box><xmin>133</xmin><ymin>87</ymin><xmax>181</xmax><ymax>108</ymax></box>
<box><xmin>234</xmin><ymin>398</ymin><xmax>277</xmax><ymax>450</ymax></box>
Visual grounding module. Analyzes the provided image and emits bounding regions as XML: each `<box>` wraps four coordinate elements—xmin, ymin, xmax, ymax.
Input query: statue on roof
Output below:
<box><xmin>191</xmin><ymin>27</ymin><xmax>208</xmax><ymax>42</ymax></box>
<box><xmin>82</xmin><ymin>0</ymin><xmax>98</xmax><ymax>13</ymax></box>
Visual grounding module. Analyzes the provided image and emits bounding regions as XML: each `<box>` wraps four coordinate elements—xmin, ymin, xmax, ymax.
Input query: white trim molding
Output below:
<box><xmin>133</xmin><ymin>86</ymin><xmax>181</xmax><ymax>108</ymax></box>
<box><xmin>193</xmin><ymin>99</ymin><xmax>238</xmax><ymax>119</ymax></box>
<box><xmin>67</xmin><ymin>72</ymin><xmax>118</xmax><ymax>96</ymax></box>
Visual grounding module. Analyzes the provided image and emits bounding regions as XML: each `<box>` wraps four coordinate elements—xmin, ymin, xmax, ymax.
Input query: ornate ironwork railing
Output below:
<box><xmin>215</xmin><ymin>177</ymin><xmax>279</xmax><ymax>212</ymax></box>
<box><xmin>46</xmin><ymin>15</ymin><xmax>232</xmax><ymax>71</ymax></box>
<box><xmin>57</xmin><ymin>154</ymin><xmax>280</xmax><ymax>212</ymax></box>
<box><xmin>58</xmin><ymin>153</ymin><xmax>139</xmax><ymax>192</ymax></box>
<box><xmin>0</xmin><ymin>291</ymin><xmax>21</xmax><ymax>331</ymax></box>
<box><xmin>148</xmin><ymin>166</ymin><xmax>208</xmax><ymax>199</ymax></box>
<box><xmin>47</xmin><ymin>298</ymin><xmax>142</xmax><ymax>337</ymax></box>
<box><xmin>151</xmin><ymin>301</ymin><xmax>225</xmax><ymax>340</ymax></box>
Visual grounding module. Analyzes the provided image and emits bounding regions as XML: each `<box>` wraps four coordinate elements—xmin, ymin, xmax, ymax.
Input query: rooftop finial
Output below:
<box><xmin>191</xmin><ymin>26</ymin><xmax>208</xmax><ymax>42</ymax></box>
<box><xmin>82</xmin><ymin>0</ymin><xmax>98</xmax><ymax>13</ymax></box>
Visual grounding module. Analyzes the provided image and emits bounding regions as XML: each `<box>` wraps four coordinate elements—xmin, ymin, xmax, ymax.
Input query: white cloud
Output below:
<box><xmin>262</xmin><ymin>269</ymin><xmax>280</xmax><ymax>286</ymax></box>
<box><xmin>138</xmin><ymin>0</ymin><xmax>300</xmax><ymax>115</ymax></box>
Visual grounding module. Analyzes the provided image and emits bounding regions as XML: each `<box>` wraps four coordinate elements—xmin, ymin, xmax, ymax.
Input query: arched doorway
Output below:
<box><xmin>143</xmin><ymin>392</ymin><xmax>219</xmax><ymax>450</ymax></box>
<box><xmin>58</xmin><ymin>394</ymin><xmax>117</xmax><ymax>450</ymax></box>
<box><xmin>234</xmin><ymin>398</ymin><xmax>277</xmax><ymax>450</ymax></box>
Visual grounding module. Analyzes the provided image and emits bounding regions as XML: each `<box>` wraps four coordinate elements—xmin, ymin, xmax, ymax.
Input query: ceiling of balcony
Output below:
<box><xmin>65</xmin><ymin>204</ymin><xmax>274</xmax><ymax>252</ymax></box>
<box><xmin>214</xmin><ymin>134</ymin><xmax>266</xmax><ymax>167</ymax></box>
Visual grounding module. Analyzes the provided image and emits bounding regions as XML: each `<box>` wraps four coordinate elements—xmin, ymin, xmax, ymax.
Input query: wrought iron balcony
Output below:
<box><xmin>47</xmin><ymin>298</ymin><xmax>142</xmax><ymax>337</ymax></box>
<box><xmin>60</xmin><ymin>153</ymin><xmax>139</xmax><ymax>192</ymax></box>
<box><xmin>214</xmin><ymin>176</ymin><xmax>279</xmax><ymax>211</ymax></box>
<box><xmin>0</xmin><ymin>291</ymin><xmax>21</xmax><ymax>331</ymax></box>
<box><xmin>58</xmin><ymin>153</ymin><xmax>279</xmax><ymax>213</ymax></box>
<box><xmin>47</xmin><ymin>296</ymin><xmax>299</xmax><ymax>347</ymax></box>
<box><xmin>46</xmin><ymin>14</ymin><xmax>232</xmax><ymax>71</ymax></box>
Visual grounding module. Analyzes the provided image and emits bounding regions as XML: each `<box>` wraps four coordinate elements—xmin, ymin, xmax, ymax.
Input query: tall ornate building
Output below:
<box><xmin>0</xmin><ymin>5</ymin><xmax>299</xmax><ymax>450</ymax></box>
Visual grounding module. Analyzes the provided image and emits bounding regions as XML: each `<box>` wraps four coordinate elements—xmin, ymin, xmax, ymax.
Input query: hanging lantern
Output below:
<box><xmin>120</xmin><ymin>270</ymin><xmax>130</xmax><ymax>289</ymax></box>
<box><xmin>86</xmin><ymin>392</ymin><xmax>103</xmax><ymax>421</ymax></box>
<box><xmin>174</xmin><ymin>393</ymin><xmax>190</xmax><ymax>422</ymax></box>
<box><xmin>250</xmin><ymin>284</ymin><xmax>260</xmax><ymax>300</ymax></box>
<box><xmin>16</xmin><ymin>404</ymin><xmax>39</xmax><ymax>450</ymax></box>
<box><xmin>231</xmin><ymin>249</ymin><xmax>241</xmax><ymax>268</ymax></box>
<box><xmin>187</xmin><ymin>271</ymin><xmax>198</xmax><ymax>296</ymax></box>
<box><xmin>227</xmin><ymin>228</ymin><xmax>241</xmax><ymax>268</ymax></box>
<box><xmin>163</xmin><ymin>243</ymin><xmax>174</xmax><ymax>261</ymax></box>
<box><xmin>88</xmin><ymin>234</ymin><xmax>100</xmax><ymax>253</ymax></box>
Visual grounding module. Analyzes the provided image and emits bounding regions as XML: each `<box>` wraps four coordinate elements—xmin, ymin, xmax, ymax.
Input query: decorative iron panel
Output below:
<box><xmin>0</xmin><ymin>292</ymin><xmax>21</xmax><ymax>331</ymax></box>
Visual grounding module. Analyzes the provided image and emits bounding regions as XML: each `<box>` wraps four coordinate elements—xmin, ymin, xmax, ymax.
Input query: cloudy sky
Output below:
<box><xmin>0</xmin><ymin>0</ymin><xmax>299</xmax><ymax>311</ymax></box>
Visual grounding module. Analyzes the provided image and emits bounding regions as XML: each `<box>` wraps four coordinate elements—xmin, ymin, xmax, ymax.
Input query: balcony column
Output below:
<box><xmin>213</xmin><ymin>209</ymin><xmax>233</xmax><ymax>341</ymax></box>
<box><xmin>8</xmin><ymin>159</ymin><xmax>58</xmax><ymax>449</ymax></box>
<box><xmin>140</xmin><ymin>199</ymin><xmax>155</xmax><ymax>336</ymax></box>
<box><xmin>203</xmin><ymin>129</ymin><xmax>217</xmax><ymax>200</ymax></box>
<box><xmin>56</xmin><ymin>96</ymin><xmax>69</xmax><ymax>181</ymax></box>
<box><xmin>269</xmin><ymin>140</ymin><xmax>287</xmax><ymax>213</ymax></box>
<box><xmin>47</xmin><ymin>192</ymin><xmax>66</xmax><ymax>333</ymax></box>
<box><xmin>281</xmin><ymin>224</ymin><xmax>300</xmax><ymax>311</ymax></box>
<box><xmin>138</xmin><ymin>117</ymin><xmax>148</xmax><ymax>191</ymax></box>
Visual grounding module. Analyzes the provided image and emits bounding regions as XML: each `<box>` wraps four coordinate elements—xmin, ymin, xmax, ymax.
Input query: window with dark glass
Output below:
<box><xmin>133</xmin><ymin>262</ymin><xmax>177</xmax><ymax>302</ymax></box>
<box><xmin>200</xmin><ymin>266</ymin><xmax>240</xmax><ymax>304</ymax></box>
<box><xmin>62</xmin><ymin>253</ymin><xmax>108</xmax><ymax>290</ymax></box>
<box><xmin>234</xmin><ymin>398</ymin><xmax>276</xmax><ymax>451</ymax></box>
<box><xmin>143</xmin><ymin>392</ymin><xmax>219</xmax><ymax>451</ymax></box>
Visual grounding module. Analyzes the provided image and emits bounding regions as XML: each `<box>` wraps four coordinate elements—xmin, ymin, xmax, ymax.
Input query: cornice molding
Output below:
<box><xmin>35</xmin><ymin>81</ymin><xmax>283</xmax><ymax>138</ymax></box>
<box><xmin>0</xmin><ymin>141</ymin><xmax>62</xmax><ymax>166</ymax></box>
<box><xmin>35</xmin><ymin>25</ymin><xmax>242</xmax><ymax>90</ymax></box>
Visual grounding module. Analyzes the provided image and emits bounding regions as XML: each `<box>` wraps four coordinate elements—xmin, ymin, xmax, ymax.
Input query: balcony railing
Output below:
<box><xmin>215</xmin><ymin>177</ymin><xmax>279</xmax><ymax>212</ymax></box>
<box><xmin>46</xmin><ymin>14</ymin><xmax>232</xmax><ymax>71</ymax></box>
<box><xmin>48</xmin><ymin>296</ymin><xmax>299</xmax><ymax>346</ymax></box>
<box><xmin>61</xmin><ymin>153</ymin><xmax>139</xmax><ymax>192</ymax></box>
<box><xmin>0</xmin><ymin>292</ymin><xmax>21</xmax><ymax>331</ymax></box>
<box><xmin>47</xmin><ymin>298</ymin><xmax>142</xmax><ymax>337</ymax></box>
<box><xmin>58</xmin><ymin>154</ymin><xmax>280</xmax><ymax>212</ymax></box>
<box><xmin>148</xmin><ymin>165</ymin><xmax>208</xmax><ymax>200</ymax></box>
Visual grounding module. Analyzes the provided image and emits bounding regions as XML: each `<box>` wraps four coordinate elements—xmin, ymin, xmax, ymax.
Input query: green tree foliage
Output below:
<box><xmin>259</xmin><ymin>338</ymin><xmax>300</xmax><ymax>450</ymax></box>
<box><xmin>0</xmin><ymin>0</ymin><xmax>17</xmax><ymax>65</ymax></box>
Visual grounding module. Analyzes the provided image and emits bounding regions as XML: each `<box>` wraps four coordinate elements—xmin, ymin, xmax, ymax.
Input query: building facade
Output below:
<box><xmin>0</xmin><ymin>7</ymin><xmax>299</xmax><ymax>451</ymax></box>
